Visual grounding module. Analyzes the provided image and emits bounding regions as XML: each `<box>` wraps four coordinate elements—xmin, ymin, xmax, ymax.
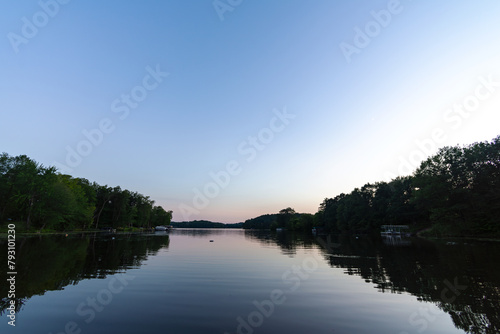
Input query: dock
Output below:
<box><xmin>380</xmin><ymin>225</ymin><xmax>409</xmax><ymax>236</ymax></box>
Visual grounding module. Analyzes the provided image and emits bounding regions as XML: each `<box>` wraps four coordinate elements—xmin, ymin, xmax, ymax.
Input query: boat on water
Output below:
<box><xmin>155</xmin><ymin>225</ymin><xmax>170</xmax><ymax>231</ymax></box>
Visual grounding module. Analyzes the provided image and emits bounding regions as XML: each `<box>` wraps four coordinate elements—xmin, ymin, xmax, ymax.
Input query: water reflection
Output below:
<box><xmin>170</xmin><ymin>228</ymin><xmax>240</xmax><ymax>237</ymax></box>
<box><xmin>245</xmin><ymin>231</ymin><xmax>500</xmax><ymax>333</ymax></box>
<box><xmin>1</xmin><ymin>230</ymin><xmax>499</xmax><ymax>333</ymax></box>
<box><xmin>316</xmin><ymin>234</ymin><xmax>499</xmax><ymax>334</ymax></box>
<box><xmin>244</xmin><ymin>229</ymin><xmax>317</xmax><ymax>256</ymax></box>
<box><xmin>0</xmin><ymin>232</ymin><xmax>169</xmax><ymax>315</ymax></box>
<box><xmin>381</xmin><ymin>234</ymin><xmax>412</xmax><ymax>246</ymax></box>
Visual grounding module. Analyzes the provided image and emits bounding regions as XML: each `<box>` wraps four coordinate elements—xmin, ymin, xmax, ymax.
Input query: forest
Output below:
<box><xmin>0</xmin><ymin>153</ymin><xmax>172</xmax><ymax>232</ymax></box>
<box><xmin>171</xmin><ymin>220</ymin><xmax>243</xmax><ymax>228</ymax></box>
<box><xmin>244</xmin><ymin>135</ymin><xmax>500</xmax><ymax>237</ymax></box>
<box><xmin>1</xmin><ymin>135</ymin><xmax>499</xmax><ymax>236</ymax></box>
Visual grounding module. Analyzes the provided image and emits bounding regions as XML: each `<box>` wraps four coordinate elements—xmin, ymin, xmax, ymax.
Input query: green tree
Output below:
<box><xmin>92</xmin><ymin>184</ymin><xmax>113</xmax><ymax>229</ymax></box>
<box><xmin>135</xmin><ymin>194</ymin><xmax>154</xmax><ymax>228</ymax></box>
<box><xmin>51</xmin><ymin>175</ymin><xmax>95</xmax><ymax>230</ymax></box>
<box><xmin>294</xmin><ymin>213</ymin><xmax>314</xmax><ymax>232</ymax></box>
<box><xmin>0</xmin><ymin>153</ymin><xmax>174</xmax><ymax>232</ymax></box>
<box><xmin>10</xmin><ymin>156</ymin><xmax>57</xmax><ymax>230</ymax></box>
<box><xmin>151</xmin><ymin>206</ymin><xmax>172</xmax><ymax>227</ymax></box>
<box><xmin>0</xmin><ymin>153</ymin><xmax>17</xmax><ymax>222</ymax></box>
<box><xmin>318</xmin><ymin>195</ymin><xmax>345</xmax><ymax>232</ymax></box>
<box><xmin>277</xmin><ymin>207</ymin><xmax>296</xmax><ymax>229</ymax></box>
<box><xmin>412</xmin><ymin>136</ymin><xmax>500</xmax><ymax>235</ymax></box>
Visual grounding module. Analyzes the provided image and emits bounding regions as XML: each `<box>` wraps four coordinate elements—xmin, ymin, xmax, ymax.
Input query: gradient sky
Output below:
<box><xmin>1</xmin><ymin>0</ymin><xmax>500</xmax><ymax>223</ymax></box>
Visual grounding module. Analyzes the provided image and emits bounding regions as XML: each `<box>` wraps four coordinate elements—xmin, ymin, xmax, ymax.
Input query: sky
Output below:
<box><xmin>1</xmin><ymin>0</ymin><xmax>500</xmax><ymax>223</ymax></box>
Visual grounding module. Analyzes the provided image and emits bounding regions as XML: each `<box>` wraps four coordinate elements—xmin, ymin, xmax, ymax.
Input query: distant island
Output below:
<box><xmin>1</xmin><ymin>135</ymin><xmax>499</xmax><ymax>238</ymax></box>
<box><xmin>171</xmin><ymin>220</ymin><xmax>243</xmax><ymax>228</ymax></box>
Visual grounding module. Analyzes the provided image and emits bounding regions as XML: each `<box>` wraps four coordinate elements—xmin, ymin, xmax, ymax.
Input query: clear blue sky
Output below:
<box><xmin>1</xmin><ymin>0</ymin><xmax>500</xmax><ymax>223</ymax></box>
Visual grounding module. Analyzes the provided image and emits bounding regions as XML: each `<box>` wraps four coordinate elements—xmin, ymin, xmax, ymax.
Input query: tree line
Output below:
<box><xmin>0</xmin><ymin>153</ymin><xmax>172</xmax><ymax>231</ymax></box>
<box><xmin>244</xmin><ymin>135</ymin><xmax>500</xmax><ymax>237</ymax></box>
<box><xmin>242</xmin><ymin>208</ymin><xmax>315</xmax><ymax>232</ymax></box>
<box><xmin>318</xmin><ymin>135</ymin><xmax>500</xmax><ymax>236</ymax></box>
<box><xmin>170</xmin><ymin>220</ymin><xmax>243</xmax><ymax>228</ymax></box>
<box><xmin>2</xmin><ymin>135</ymin><xmax>498</xmax><ymax>235</ymax></box>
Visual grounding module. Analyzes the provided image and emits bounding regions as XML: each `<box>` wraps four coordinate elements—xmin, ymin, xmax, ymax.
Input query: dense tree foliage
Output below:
<box><xmin>242</xmin><ymin>214</ymin><xmax>279</xmax><ymax>229</ymax></box>
<box><xmin>242</xmin><ymin>209</ymin><xmax>315</xmax><ymax>232</ymax></box>
<box><xmin>2</xmin><ymin>135</ymin><xmax>498</xmax><ymax>235</ymax></box>
<box><xmin>244</xmin><ymin>135</ymin><xmax>500</xmax><ymax>237</ymax></box>
<box><xmin>316</xmin><ymin>176</ymin><xmax>420</xmax><ymax>233</ymax></box>
<box><xmin>315</xmin><ymin>136</ymin><xmax>500</xmax><ymax>236</ymax></box>
<box><xmin>0</xmin><ymin>153</ymin><xmax>172</xmax><ymax>231</ymax></box>
<box><xmin>411</xmin><ymin>136</ymin><xmax>500</xmax><ymax>236</ymax></box>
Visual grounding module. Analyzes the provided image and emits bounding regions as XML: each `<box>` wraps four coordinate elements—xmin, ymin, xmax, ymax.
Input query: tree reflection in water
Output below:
<box><xmin>0</xmin><ymin>232</ymin><xmax>169</xmax><ymax>315</ymax></box>
<box><xmin>247</xmin><ymin>231</ymin><xmax>500</xmax><ymax>334</ymax></box>
<box><xmin>1</xmin><ymin>230</ymin><xmax>499</xmax><ymax>333</ymax></box>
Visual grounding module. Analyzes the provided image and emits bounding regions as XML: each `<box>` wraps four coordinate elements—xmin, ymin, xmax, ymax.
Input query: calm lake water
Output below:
<box><xmin>1</xmin><ymin>229</ymin><xmax>499</xmax><ymax>334</ymax></box>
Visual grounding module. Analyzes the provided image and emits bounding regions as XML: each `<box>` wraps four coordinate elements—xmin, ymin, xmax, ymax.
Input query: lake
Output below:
<box><xmin>1</xmin><ymin>229</ymin><xmax>499</xmax><ymax>334</ymax></box>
